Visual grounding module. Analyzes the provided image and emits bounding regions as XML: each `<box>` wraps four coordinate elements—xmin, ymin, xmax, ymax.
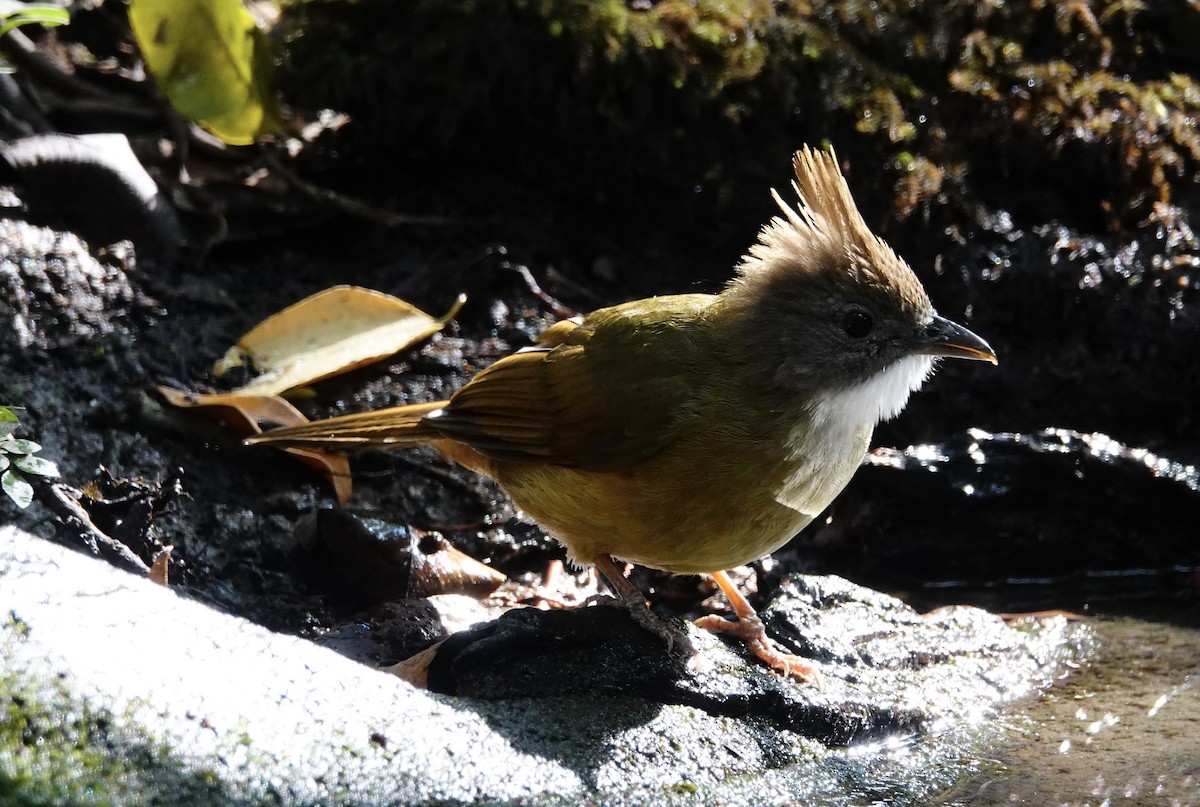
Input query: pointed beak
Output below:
<box><xmin>913</xmin><ymin>315</ymin><xmax>998</xmax><ymax>364</ymax></box>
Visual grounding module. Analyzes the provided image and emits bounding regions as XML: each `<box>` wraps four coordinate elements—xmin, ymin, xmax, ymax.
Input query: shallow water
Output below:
<box><xmin>845</xmin><ymin>429</ymin><xmax>1200</xmax><ymax>803</ymax></box>
<box><xmin>936</xmin><ymin>606</ymin><xmax>1200</xmax><ymax>806</ymax></box>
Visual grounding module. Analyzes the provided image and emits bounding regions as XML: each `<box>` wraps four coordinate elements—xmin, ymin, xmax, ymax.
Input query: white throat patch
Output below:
<box><xmin>810</xmin><ymin>353</ymin><xmax>936</xmax><ymax>431</ymax></box>
<box><xmin>774</xmin><ymin>354</ymin><xmax>935</xmax><ymax>517</ymax></box>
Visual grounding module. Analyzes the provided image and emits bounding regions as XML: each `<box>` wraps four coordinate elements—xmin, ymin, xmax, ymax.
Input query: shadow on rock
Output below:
<box><xmin>422</xmin><ymin>606</ymin><xmax>682</xmax><ymax>792</ymax></box>
<box><xmin>410</xmin><ymin>575</ymin><xmax>1085</xmax><ymax>759</ymax></box>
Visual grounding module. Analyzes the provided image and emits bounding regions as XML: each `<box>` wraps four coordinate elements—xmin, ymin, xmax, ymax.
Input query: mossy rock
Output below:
<box><xmin>277</xmin><ymin>0</ymin><xmax>1200</xmax><ymax>248</ymax></box>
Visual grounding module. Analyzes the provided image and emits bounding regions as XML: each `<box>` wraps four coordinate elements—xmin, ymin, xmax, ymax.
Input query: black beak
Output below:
<box><xmin>913</xmin><ymin>315</ymin><xmax>998</xmax><ymax>364</ymax></box>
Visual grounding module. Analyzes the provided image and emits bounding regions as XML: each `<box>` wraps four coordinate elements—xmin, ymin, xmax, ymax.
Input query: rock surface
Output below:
<box><xmin>0</xmin><ymin>526</ymin><xmax>1085</xmax><ymax>806</ymax></box>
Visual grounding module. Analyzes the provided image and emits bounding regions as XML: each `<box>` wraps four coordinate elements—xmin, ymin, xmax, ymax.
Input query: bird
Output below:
<box><xmin>247</xmin><ymin>146</ymin><xmax>997</xmax><ymax>683</ymax></box>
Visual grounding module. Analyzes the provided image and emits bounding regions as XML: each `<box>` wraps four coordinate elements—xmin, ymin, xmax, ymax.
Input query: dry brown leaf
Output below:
<box><xmin>409</xmin><ymin>531</ymin><xmax>507</xmax><ymax>598</ymax></box>
<box><xmin>384</xmin><ymin>642</ymin><xmax>442</xmax><ymax>689</ymax></box>
<box><xmin>149</xmin><ymin>546</ymin><xmax>173</xmax><ymax>587</ymax></box>
<box><xmin>155</xmin><ymin>386</ymin><xmax>353</xmax><ymax>504</ymax></box>
<box><xmin>280</xmin><ymin>447</ymin><xmax>353</xmax><ymax>505</ymax></box>
<box><xmin>213</xmin><ymin>286</ymin><xmax>466</xmax><ymax>396</ymax></box>
<box><xmin>155</xmin><ymin>386</ymin><xmax>311</xmax><ymax>431</ymax></box>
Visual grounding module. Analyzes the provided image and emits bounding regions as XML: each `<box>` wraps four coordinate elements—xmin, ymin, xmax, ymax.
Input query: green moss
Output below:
<box><xmin>0</xmin><ymin>623</ymin><xmax>238</xmax><ymax>806</ymax></box>
<box><xmin>670</xmin><ymin>779</ymin><xmax>699</xmax><ymax>794</ymax></box>
<box><xmin>0</xmin><ymin>669</ymin><xmax>137</xmax><ymax>804</ymax></box>
<box><xmin>278</xmin><ymin>0</ymin><xmax>1200</xmax><ymax>245</ymax></box>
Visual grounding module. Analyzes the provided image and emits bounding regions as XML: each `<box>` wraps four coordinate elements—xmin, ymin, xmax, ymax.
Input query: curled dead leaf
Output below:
<box><xmin>409</xmin><ymin>531</ymin><xmax>507</xmax><ymax>599</ymax></box>
<box><xmin>316</xmin><ymin>510</ymin><xmax>507</xmax><ymax>600</ymax></box>
<box><xmin>155</xmin><ymin>385</ymin><xmax>309</xmax><ymax>431</ymax></box>
<box><xmin>154</xmin><ymin>386</ymin><xmax>353</xmax><ymax>504</ymax></box>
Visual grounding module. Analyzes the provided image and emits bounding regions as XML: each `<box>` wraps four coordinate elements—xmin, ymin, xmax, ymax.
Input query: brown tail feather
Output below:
<box><xmin>245</xmin><ymin>400</ymin><xmax>448</xmax><ymax>449</ymax></box>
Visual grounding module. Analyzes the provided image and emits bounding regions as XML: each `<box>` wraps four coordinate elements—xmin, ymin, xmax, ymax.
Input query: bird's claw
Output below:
<box><xmin>619</xmin><ymin>589</ymin><xmax>697</xmax><ymax>657</ymax></box>
<box><xmin>694</xmin><ymin>612</ymin><xmax>822</xmax><ymax>687</ymax></box>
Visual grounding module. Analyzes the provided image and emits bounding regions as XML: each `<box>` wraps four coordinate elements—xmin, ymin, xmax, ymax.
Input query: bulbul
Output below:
<box><xmin>248</xmin><ymin>146</ymin><xmax>996</xmax><ymax>682</ymax></box>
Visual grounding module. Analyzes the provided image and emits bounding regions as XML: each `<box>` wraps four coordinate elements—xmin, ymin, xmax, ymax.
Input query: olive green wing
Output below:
<box><xmin>426</xmin><ymin>294</ymin><xmax>718</xmax><ymax>472</ymax></box>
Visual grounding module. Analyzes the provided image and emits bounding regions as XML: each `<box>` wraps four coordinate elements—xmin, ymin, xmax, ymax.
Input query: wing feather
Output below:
<box><xmin>426</xmin><ymin>294</ymin><xmax>718</xmax><ymax>470</ymax></box>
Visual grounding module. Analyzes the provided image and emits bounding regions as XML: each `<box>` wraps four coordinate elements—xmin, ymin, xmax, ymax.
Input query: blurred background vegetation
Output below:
<box><xmin>279</xmin><ymin>0</ymin><xmax>1200</xmax><ymax>251</ymax></box>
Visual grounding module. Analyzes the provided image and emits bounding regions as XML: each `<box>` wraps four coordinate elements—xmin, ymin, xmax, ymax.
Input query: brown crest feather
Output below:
<box><xmin>731</xmin><ymin>145</ymin><xmax>931</xmax><ymax>318</ymax></box>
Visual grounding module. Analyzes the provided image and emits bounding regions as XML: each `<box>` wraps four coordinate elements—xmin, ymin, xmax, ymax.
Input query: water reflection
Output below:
<box><xmin>871</xmin><ymin>427</ymin><xmax>1200</xmax><ymax>494</ymax></box>
<box><xmin>846</xmin><ymin>430</ymin><xmax>1200</xmax><ymax>805</ymax></box>
<box><xmin>933</xmin><ymin>611</ymin><xmax>1200</xmax><ymax>806</ymax></box>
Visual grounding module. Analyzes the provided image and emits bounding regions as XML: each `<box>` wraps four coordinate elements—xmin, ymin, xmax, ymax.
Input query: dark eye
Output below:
<box><xmin>841</xmin><ymin>308</ymin><xmax>874</xmax><ymax>338</ymax></box>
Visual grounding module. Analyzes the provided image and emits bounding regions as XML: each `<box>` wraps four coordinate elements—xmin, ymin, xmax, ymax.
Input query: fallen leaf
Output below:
<box><xmin>149</xmin><ymin>546</ymin><xmax>173</xmax><ymax>587</ymax></box>
<box><xmin>316</xmin><ymin>510</ymin><xmax>507</xmax><ymax>601</ymax></box>
<box><xmin>155</xmin><ymin>386</ymin><xmax>353</xmax><ymax>504</ymax></box>
<box><xmin>409</xmin><ymin>530</ymin><xmax>507</xmax><ymax>598</ymax></box>
<box><xmin>156</xmin><ymin>386</ymin><xmax>307</xmax><ymax>431</ymax></box>
<box><xmin>384</xmin><ymin>642</ymin><xmax>442</xmax><ymax>689</ymax></box>
<box><xmin>128</xmin><ymin>0</ymin><xmax>282</xmax><ymax>145</ymax></box>
<box><xmin>214</xmin><ymin>287</ymin><xmax>466</xmax><ymax>397</ymax></box>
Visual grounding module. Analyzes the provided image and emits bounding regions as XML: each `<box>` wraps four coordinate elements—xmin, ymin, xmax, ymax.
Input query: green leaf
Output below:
<box><xmin>4</xmin><ymin>438</ymin><xmax>40</xmax><ymax>453</ymax></box>
<box><xmin>12</xmin><ymin>454</ymin><xmax>58</xmax><ymax>478</ymax></box>
<box><xmin>0</xmin><ymin>3</ymin><xmax>69</xmax><ymax>39</ymax></box>
<box><xmin>2</xmin><ymin>469</ymin><xmax>32</xmax><ymax>508</ymax></box>
<box><xmin>0</xmin><ymin>406</ymin><xmax>16</xmax><ymax>439</ymax></box>
<box><xmin>128</xmin><ymin>0</ymin><xmax>282</xmax><ymax>145</ymax></box>
<box><xmin>0</xmin><ymin>455</ymin><xmax>8</xmax><ymax>472</ymax></box>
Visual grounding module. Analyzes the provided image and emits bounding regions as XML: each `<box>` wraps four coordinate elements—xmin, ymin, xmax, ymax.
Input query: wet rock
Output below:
<box><xmin>316</xmin><ymin>594</ymin><xmax>503</xmax><ymax>666</ymax></box>
<box><xmin>0</xmin><ymin>526</ymin><xmax>1088</xmax><ymax>806</ymax></box>
<box><xmin>423</xmin><ymin>605</ymin><xmax>690</xmax><ymax>699</ymax></box>
<box><xmin>0</xmin><ymin>218</ymin><xmax>151</xmax><ymax>352</ymax></box>
<box><xmin>420</xmin><ymin>573</ymin><xmax>1080</xmax><ymax>746</ymax></box>
<box><xmin>802</xmin><ymin>427</ymin><xmax>1200</xmax><ymax>612</ymax></box>
<box><xmin>0</xmin><ymin>133</ymin><xmax>185</xmax><ymax>260</ymax></box>
<box><xmin>900</xmin><ymin>214</ymin><xmax>1200</xmax><ymax>451</ymax></box>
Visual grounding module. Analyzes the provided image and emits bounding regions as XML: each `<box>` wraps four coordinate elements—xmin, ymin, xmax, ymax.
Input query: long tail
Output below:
<box><xmin>245</xmin><ymin>400</ymin><xmax>447</xmax><ymax>449</ymax></box>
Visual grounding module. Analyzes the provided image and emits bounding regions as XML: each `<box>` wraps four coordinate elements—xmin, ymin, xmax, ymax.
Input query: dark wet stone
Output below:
<box><xmin>0</xmin><ymin>218</ymin><xmax>152</xmax><ymax>352</ymax></box>
<box><xmin>897</xmin><ymin>216</ymin><xmax>1200</xmax><ymax>452</ymax></box>
<box><xmin>0</xmin><ymin>133</ymin><xmax>184</xmax><ymax>260</ymax></box>
<box><xmin>801</xmin><ymin>427</ymin><xmax>1200</xmax><ymax>613</ymax></box>
<box><xmin>426</xmin><ymin>605</ymin><xmax>690</xmax><ymax>699</ymax></box>
<box><xmin>423</xmin><ymin>573</ymin><xmax>1080</xmax><ymax>747</ymax></box>
<box><xmin>316</xmin><ymin>594</ymin><xmax>501</xmax><ymax>666</ymax></box>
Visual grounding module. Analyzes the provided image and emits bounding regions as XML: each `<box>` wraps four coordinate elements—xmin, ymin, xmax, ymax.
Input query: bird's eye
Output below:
<box><xmin>841</xmin><ymin>308</ymin><xmax>874</xmax><ymax>338</ymax></box>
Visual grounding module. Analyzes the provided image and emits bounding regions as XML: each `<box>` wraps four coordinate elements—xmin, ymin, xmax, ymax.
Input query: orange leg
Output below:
<box><xmin>593</xmin><ymin>555</ymin><xmax>696</xmax><ymax>655</ymax></box>
<box><xmin>695</xmin><ymin>570</ymin><xmax>821</xmax><ymax>685</ymax></box>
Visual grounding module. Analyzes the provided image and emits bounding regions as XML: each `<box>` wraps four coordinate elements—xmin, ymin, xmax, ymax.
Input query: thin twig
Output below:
<box><xmin>262</xmin><ymin>153</ymin><xmax>458</xmax><ymax>227</ymax></box>
<box><xmin>30</xmin><ymin>477</ymin><xmax>152</xmax><ymax>575</ymax></box>
<box><xmin>507</xmin><ymin>263</ymin><xmax>578</xmax><ymax>320</ymax></box>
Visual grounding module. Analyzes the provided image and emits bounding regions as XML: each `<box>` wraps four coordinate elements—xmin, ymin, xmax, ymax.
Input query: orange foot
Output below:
<box><xmin>695</xmin><ymin>569</ymin><xmax>822</xmax><ymax>686</ymax></box>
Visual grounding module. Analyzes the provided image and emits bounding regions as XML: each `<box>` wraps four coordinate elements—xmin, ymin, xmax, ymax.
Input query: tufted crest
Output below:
<box><xmin>730</xmin><ymin>146</ymin><xmax>931</xmax><ymax>318</ymax></box>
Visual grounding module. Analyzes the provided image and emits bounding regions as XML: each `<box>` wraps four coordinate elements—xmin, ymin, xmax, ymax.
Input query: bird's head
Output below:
<box><xmin>723</xmin><ymin>146</ymin><xmax>995</xmax><ymax>422</ymax></box>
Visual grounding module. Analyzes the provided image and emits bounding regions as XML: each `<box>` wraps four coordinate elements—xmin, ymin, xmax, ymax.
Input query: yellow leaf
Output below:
<box><xmin>214</xmin><ymin>286</ymin><xmax>467</xmax><ymax>397</ymax></box>
<box><xmin>128</xmin><ymin>0</ymin><xmax>282</xmax><ymax>145</ymax></box>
